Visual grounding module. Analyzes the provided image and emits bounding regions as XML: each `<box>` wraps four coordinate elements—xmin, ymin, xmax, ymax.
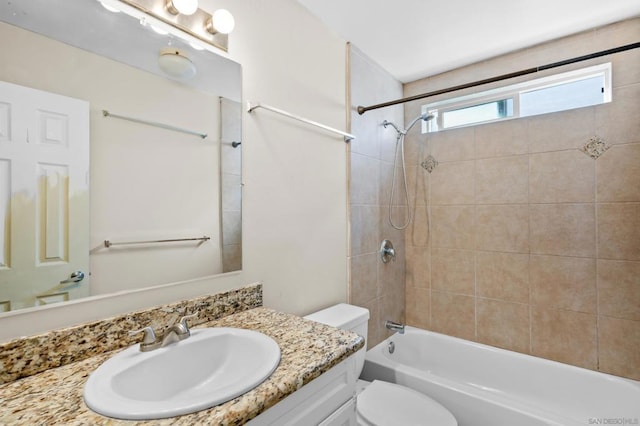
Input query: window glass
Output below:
<box><xmin>422</xmin><ymin>63</ymin><xmax>611</xmax><ymax>133</ymax></box>
<box><xmin>520</xmin><ymin>75</ymin><xmax>605</xmax><ymax>116</ymax></box>
<box><xmin>442</xmin><ymin>99</ymin><xmax>513</xmax><ymax>128</ymax></box>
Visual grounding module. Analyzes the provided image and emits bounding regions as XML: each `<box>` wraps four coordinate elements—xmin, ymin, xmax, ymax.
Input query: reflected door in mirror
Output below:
<box><xmin>0</xmin><ymin>81</ymin><xmax>90</xmax><ymax>311</ymax></box>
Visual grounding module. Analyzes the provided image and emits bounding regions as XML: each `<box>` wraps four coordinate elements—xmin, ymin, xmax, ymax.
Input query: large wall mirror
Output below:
<box><xmin>0</xmin><ymin>0</ymin><xmax>242</xmax><ymax>314</ymax></box>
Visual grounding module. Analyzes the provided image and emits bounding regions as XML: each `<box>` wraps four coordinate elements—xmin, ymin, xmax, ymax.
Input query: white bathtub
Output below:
<box><xmin>360</xmin><ymin>327</ymin><xmax>640</xmax><ymax>426</ymax></box>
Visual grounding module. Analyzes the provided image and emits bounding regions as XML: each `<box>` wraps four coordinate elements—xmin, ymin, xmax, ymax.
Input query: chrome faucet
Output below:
<box><xmin>162</xmin><ymin>312</ymin><xmax>198</xmax><ymax>345</ymax></box>
<box><xmin>385</xmin><ymin>320</ymin><xmax>405</xmax><ymax>334</ymax></box>
<box><xmin>129</xmin><ymin>312</ymin><xmax>199</xmax><ymax>352</ymax></box>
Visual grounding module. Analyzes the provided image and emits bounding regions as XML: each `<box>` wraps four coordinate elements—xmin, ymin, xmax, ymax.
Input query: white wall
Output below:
<box><xmin>0</xmin><ymin>0</ymin><xmax>348</xmax><ymax>341</ymax></box>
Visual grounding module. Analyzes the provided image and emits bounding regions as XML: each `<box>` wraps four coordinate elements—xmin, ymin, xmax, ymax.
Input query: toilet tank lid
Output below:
<box><xmin>304</xmin><ymin>303</ymin><xmax>370</xmax><ymax>330</ymax></box>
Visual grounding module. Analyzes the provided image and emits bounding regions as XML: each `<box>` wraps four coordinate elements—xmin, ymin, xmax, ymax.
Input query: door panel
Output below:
<box><xmin>0</xmin><ymin>159</ymin><xmax>9</xmax><ymax>269</ymax></box>
<box><xmin>0</xmin><ymin>80</ymin><xmax>89</xmax><ymax>311</ymax></box>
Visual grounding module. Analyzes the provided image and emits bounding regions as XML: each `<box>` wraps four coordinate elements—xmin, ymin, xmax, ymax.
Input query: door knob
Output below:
<box><xmin>60</xmin><ymin>270</ymin><xmax>85</xmax><ymax>284</ymax></box>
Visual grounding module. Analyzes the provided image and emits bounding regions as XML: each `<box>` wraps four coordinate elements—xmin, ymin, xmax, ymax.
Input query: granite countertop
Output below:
<box><xmin>0</xmin><ymin>307</ymin><xmax>364</xmax><ymax>425</ymax></box>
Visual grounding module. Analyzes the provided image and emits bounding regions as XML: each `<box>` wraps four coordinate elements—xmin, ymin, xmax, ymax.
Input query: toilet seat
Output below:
<box><xmin>357</xmin><ymin>380</ymin><xmax>457</xmax><ymax>426</ymax></box>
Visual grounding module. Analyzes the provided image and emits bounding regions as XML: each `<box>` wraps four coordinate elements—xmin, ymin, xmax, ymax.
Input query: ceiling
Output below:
<box><xmin>298</xmin><ymin>0</ymin><xmax>640</xmax><ymax>83</ymax></box>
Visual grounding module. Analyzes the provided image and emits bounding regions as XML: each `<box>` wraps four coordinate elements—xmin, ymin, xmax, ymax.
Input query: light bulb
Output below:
<box><xmin>189</xmin><ymin>41</ymin><xmax>206</xmax><ymax>51</ymax></box>
<box><xmin>211</xmin><ymin>9</ymin><xmax>235</xmax><ymax>34</ymax></box>
<box><xmin>98</xmin><ymin>0</ymin><xmax>120</xmax><ymax>12</ymax></box>
<box><xmin>167</xmin><ymin>0</ymin><xmax>198</xmax><ymax>16</ymax></box>
<box><xmin>140</xmin><ymin>17</ymin><xmax>169</xmax><ymax>35</ymax></box>
<box><xmin>150</xmin><ymin>24</ymin><xmax>169</xmax><ymax>35</ymax></box>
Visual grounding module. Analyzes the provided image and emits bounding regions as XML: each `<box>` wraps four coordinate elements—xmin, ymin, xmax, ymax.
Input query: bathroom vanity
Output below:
<box><xmin>0</xmin><ymin>286</ymin><xmax>363</xmax><ymax>425</ymax></box>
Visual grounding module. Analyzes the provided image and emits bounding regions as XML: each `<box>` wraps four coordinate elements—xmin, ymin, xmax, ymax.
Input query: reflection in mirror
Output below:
<box><xmin>0</xmin><ymin>0</ymin><xmax>241</xmax><ymax>314</ymax></box>
<box><xmin>220</xmin><ymin>99</ymin><xmax>242</xmax><ymax>272</ymax></box>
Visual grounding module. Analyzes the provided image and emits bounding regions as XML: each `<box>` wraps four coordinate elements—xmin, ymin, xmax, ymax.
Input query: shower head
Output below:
<box><xmin>405</xmin><ymin>112</ymin><xmax>435</xmax><ymax>133</ymax></box>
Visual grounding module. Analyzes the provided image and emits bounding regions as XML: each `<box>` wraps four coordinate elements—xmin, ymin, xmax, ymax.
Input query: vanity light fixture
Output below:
<box><xmin>107</xmin><ymin>0</ymin><xmax>234</xmax><ymax>52</ymax></box>
<box><xmin>165</xmin><ymin>0</ymin><xmax>198</xmax><ymax>16</ymax></box>
<box><xmin>206</xmin><ymin>9</ymin><xmax>235</xmax><ymax>35</ymax></box>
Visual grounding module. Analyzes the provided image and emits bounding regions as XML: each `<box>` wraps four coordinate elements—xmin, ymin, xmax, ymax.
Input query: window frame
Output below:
<box><xmin>422</xmin><ymin>62</ymin><xmax>612</xmax><ymax>133</ymax></box>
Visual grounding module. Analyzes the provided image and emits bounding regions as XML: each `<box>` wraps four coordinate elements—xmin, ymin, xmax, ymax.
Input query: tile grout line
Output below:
<box><xmin>473</xmin><ymin>128</ymin><xmax>479</xmax><ymax>342</ymax></box>
<box><xmin>593</xmin><ymin>108</ymin><xmax>600</xmax><ymax>371</ymax></box>
<box><xmin>527</xmin><ymin>117</ymin><xmax>534</xmax><ymax>356</ymax></box>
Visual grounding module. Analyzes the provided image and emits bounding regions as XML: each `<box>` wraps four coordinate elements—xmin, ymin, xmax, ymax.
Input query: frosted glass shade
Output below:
<box><xmin>158</xmin><ymin>49</ymin><xmax>196</xmax><ymax>79</ymax></box>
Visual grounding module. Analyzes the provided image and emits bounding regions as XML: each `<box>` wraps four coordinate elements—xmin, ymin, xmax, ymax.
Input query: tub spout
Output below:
<box><xmin>385</xmin><ymin>320</ymin><xmax>405</xmax><ymax>334</ymax></box>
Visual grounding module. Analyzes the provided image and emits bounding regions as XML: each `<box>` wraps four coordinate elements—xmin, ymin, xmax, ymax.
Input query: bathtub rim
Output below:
<box><xmin>363</xmin><ymin>326</ymin><xmax>640</xmax><ymax>425</ymax></box>
<box><xmin>369</xmin><ymin>326</ymin><xmax>640</xmax><ymax>387</ymax></box>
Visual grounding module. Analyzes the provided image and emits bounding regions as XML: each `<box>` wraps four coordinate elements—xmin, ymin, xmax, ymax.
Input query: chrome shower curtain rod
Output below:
<box><xmin>356</xmin><ymin>41</ymin><xmax>640</xmax><ymax>115</ymax></box>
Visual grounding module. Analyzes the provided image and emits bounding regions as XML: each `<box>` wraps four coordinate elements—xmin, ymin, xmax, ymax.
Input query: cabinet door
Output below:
<box><xmin>0</xmin><ymin>80</ymin><xmax>89</xmax><ymax>310</ymax></box>
<box><xmin>318</xmin><ymin>397</ymin><xmax>356</xmax><ymax>426</ymax></box>
<box><xmin>247</xmin><ymin>356</ymin><xmax>357</xmax><ymax>425</ymax></box>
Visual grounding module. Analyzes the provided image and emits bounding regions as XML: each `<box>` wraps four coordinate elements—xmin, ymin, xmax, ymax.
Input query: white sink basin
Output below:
<box><xmin>84</xmin><ymin>327</ymin><xmax>280</xmax><ymax>420</ymax></box>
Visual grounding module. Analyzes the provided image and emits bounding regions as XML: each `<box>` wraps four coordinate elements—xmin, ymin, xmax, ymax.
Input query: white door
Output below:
<box><xmin>0</xmin><ymin>80</ymin><xmax>89</xmax><ymax>311</ymax></box>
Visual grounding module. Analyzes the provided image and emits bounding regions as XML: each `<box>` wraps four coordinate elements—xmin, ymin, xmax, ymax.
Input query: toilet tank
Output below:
<box><xmin>304</xmin><ymin>303</ymin><xmax>370</xmax><ymax>376</ymax></box>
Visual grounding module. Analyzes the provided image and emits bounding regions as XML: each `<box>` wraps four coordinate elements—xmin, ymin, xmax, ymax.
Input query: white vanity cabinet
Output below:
<box><xmin>247</xmin><ymin>356</ymin><xmax>357</xmax><ymax>426</ymax></box>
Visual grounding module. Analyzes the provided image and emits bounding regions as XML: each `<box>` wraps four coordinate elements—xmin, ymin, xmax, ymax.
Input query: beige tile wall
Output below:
<box><xmin>220</xmin><ymin>98</ymin><xmax>242</xmax><ymax>272</ymax></box>
<box><xmin>349</xmin><ymin>45</ymin><xmax>406</xmax><ymax>347</ymax></box>
<box><xmin>403</xmin><ymin>18</ymin><xmax>640</xmax><ymax>380</ymax></box>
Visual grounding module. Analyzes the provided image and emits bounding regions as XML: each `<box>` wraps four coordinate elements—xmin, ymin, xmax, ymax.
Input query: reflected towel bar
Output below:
<box><xmin>104</xmin><ymin>236</ymin><xmax>210</xmax><ymax>248</ymax></box>
<box><xmin>102</xmin><ymin>110</ymin><xmax>208</xmax><ymax>139</ymax></box>
<box><xmin>247</xmin><ymin>101</ymin><xmax>355</xmax><ymax>142</ymax></box>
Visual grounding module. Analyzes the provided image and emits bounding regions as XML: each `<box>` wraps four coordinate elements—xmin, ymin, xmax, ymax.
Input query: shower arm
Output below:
<box><xmin>382</xmin><ymin>120</ymin><xmax>403</xmax><ymax>135</ymax></box>
<box><xmin>383</xmin><ymin>113</ymin><xmax>434</xmax><ymax>136</ymax></box>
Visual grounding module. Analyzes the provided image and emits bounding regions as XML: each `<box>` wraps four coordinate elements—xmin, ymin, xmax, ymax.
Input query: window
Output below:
<box><xmin>423</xmin><ymin>63</ymin><xmax>611</xmax><ymax>133</ymax></box>
<box><xmin>442</xmin><ymin>98</ymin><xmax>513</xmax><ymax>128</ymax></box>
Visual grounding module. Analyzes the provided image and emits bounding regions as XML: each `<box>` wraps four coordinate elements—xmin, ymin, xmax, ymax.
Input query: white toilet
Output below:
<box><xmin>305</xmin><ymin>303</ymin><xmax>457</xmax><ymax>426</ymax></box>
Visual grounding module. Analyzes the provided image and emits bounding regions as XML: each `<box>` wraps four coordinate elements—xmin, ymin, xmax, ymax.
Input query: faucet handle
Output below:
<box><xmin>177</xmin><ymin>312</ymin><xmax>199</xmax><ymax>333</ymax></box>
<box><xmin>129</xmin><ymin>327</ymin><xmax>158</xmax><ymax>347</ymax></box>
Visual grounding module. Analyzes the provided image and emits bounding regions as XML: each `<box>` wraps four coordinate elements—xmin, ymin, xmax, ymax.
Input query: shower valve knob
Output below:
<box><xmin>380</xmin><ymin>239</ymin><xmax>396</xmax><ymax>263</ymax></box>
